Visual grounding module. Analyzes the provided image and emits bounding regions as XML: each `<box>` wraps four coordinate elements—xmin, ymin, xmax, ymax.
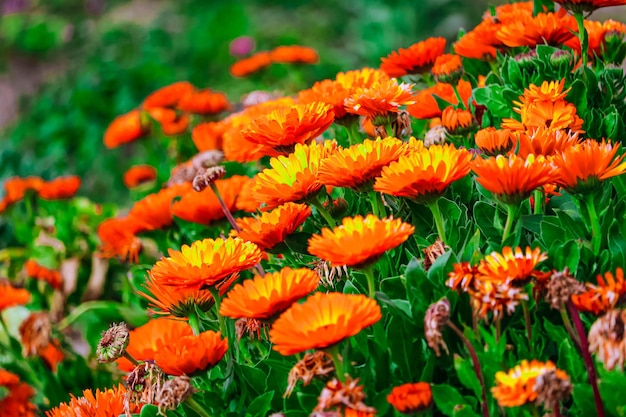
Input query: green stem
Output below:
<box><xmin>368</xmin><ymin>191</ymin><xmax>386</xmax><ymax>218</ymax></box>
<box><xmin>533</xmin><ymin>189</ymin><xmax>543</xmax><ymax>214</ymax></box>
<box><xmin>501</xmin><ymin>204</ymin><xmax>518</xmax><ymax>245</ymax></box>
<box><xmin>530</xmin><ymin>404</ymin><xmax>540</xmax><ymax>417</ymax></box>
<box><xmin>574</xmin><ymin>11</ymin><xmax>588</xmax><ymax>71</ymax></box>
<box><xmin>122</xmin><ymin>351</ymin><xmax>140</xmax><ymax>366</ymax></box>
<box><xmin>309</xmin><ymin>195</ymin><xmax>337</xmax><ymax>228</ymax></box>
<box><xmin>385</xmin><ymin>124</ymin><xmax>395</xmax><ymax>138</ymax></box>
<box><xmin>208</xmin><ymin>287</ymin><xmax>226</xmax><ymax>337</ymax></box>
<box><xmin>325</xmin><ymin>344</ymin><xmax>345</xmax><ymax>383</ymax></box>
<box><xmin>184</xmin><ymin>396</ymin><xmax>212</xmax><ymax>417</ymax></box>
<box><xmin>560</xmin><ymin>305</ymin><xmax>582</xmax><ymax>351</ymax></box>
<box><xmin>452</xmin><ymin>84</ymin><xmax>467</xmax><ymax>110</ymax></box>
<box><xmin>426</xmin><ymin>199</ymin><xmax>446</xmax><ymax>244</ymax></box>
<box><xmin>583</xmin><ymin>196</ymin><xmax>601</xmax><ymax>256</ymax></box>
<box><xmin>188</xmin><ymin>310</ymin><xmax>201</xmax><ymax>336</ymax></box>
<box><xmin>521</xmin><ymin>299</ymin><xmax>533</xmax><ymax>354</ymax></box>
<box><xmin>344</xmin><ymin>121</ymin><xmax>362</xmax><ymax>146</ymax></box>
<box><xmin>361</xmin><ymin>264</ymin><xmax>377</xmax><ymax>298</ymax></box>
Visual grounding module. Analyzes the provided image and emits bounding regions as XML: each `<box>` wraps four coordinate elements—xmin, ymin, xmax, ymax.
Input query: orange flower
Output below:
<box><xmin>148</xmin><ymin>237</ymin><xmax>262</xmax><ymax>289</ymax></box>
<box><xmin>235</xmin><ymin>176</ymin><xmax>262</xmax><ymax>213</ymax></box>
<box><xmin>223</xmin><ymin>121</ymin><xmax>273</xmax><ymax>163</ymax></box>
<box><xmin>123</xmin><ymin>165</ymin><xmax>157</xmax><ymax>188</ymax></box>
<box><xmin>192</xmin><ymin>122</ymin><xmax>225</xmax><ymax>151</ymax></box>
<box><xmin>45</xmin><ymin>384</ymin><xmax>140</xmax><ymax>417</ymax></box>
<box><xmin>453</xmin><ymin>21</ymin><xmax>499</xmax><ymax>60</ymax></box>
<box><xmin>470</xmin><ymin>279</ymin><xmax>529</xmax><ymax>319</ymax></box>
<box><xmin>486</xmin><ymin>1</ymin><xmax>535</xmax><ymax>21</ymax></box>
<box><xmin>407</xmin><ymin>80</ymin><xmax>472</xmax><ymax>119</ymax></box>
<box><xmin>477</xmin><ymin>246</ymin><xmax>548</xmax><ymax>285</ymax></box>
<box><xmin>572</xmin><ymin>268</ymin><xmax>626</xmax><ymax>314</ymax></box>
<box><xmin>496</xmin><ymin>10</ymin><xmax>577</xmax><ymax>48</ymax></box>
<box><xmin>335</xmin><ymin>67</ymin><xmax>390</xmax><ymax>90</ymax></box>
<box><xmin>38</xmin><ymin>342</ymin><xmax>64</xmax><ymax>372</ymax></box>
<box><xmin>38</xmin><ymin>176</ymin><xmax>81</xmax><ymax>200</ymax></box>
<box><xmin>317</xmin><ymin>137</ymin><xmax>407</xmax><ymax>191</ymax></box>
<box><xmin>471</xmin><ymin>154</ymin><xmax>557</xmax><ymax>205</ymax></box>
<box><xmin>230</xmin><ymin>51</ymin><xmax>272</xmax><ymax>77</ymax></box>
<box><xmin>97</xmin><ymin>217</ymin><xmax>143</xmax><ymax>263</ymax></box>
<box><xmin>233</xmin><ymin>203</ymin><xmax>311</xmax><ymax>251</ymax></box>
<box><xmin>241</xmin><ymin>102</ymin><xmax>334</xmax><ymax>153</ymax></box>
<box><xmin>344</xmin><ymin>78</ymin><xmax>415</xmax><ymax>125</ymax></box>
<box><xmin>516</xmin><ymin>128</ymin><xmax>581</xmax><ymax>158</ymax></box>
<box><xmin>491</xmin><ymin>360</ymin><xmax>569</xmax><ymax>407</ymax></box>
<box><xmin>160</xmin><ymin>113</ymin><xmax>190</xmax><ymax>136</ymax></box>
<box><xmin>142</xmin><ymin>81</ymin><xmax>195</xmax><ymax>110</ymax></box>
<box><xmin>103</xmin><ymin>110</ymin><xmax>149</xmax><ymax>149</ymax></box>
<box><xmin>219</xmin><ymin>267</ymin><xmax>319</xmax><ymax>319</ymax></box>
<box><xmin>269</xmin><ymin>292</ymin><xmax>382</xmax><ymax>355</ymax></box>
<box><xmin>475</xmin><ymin>127</ymin><xmax>515</xmax><ymax>156</ymax></box>
<box><xmin>555</xmin><ymin>0</ymin><xmax>626</xmax><ymax>11</ymax></box>
<box><xmin>0</xmin><ymin>369</ymin><xmax>36</xmax><ymax>417</ymax></box>
<box><xmin>552</xmin><ymin>139</ymin><xmax>626</xmax><ymax>194</ymax></box>
<box><xmin>308</xmin><ymin>215</ymin><xmax>414</xmax><ymax>268</ymax></box>
<box><xmin>1</xmin><ymin>176</ymin><xmax>44</xmax><ymax>209</ymax></box>
<box><xmin>154</xmin><ymin>330</ymin><xmax>228</xmax><ymax>376</ymax></box>
<box><xmin>380</xmin><ymin>37</ymin><xmax>447</xmax><ymax>77</ymax></box>
<box><xmin>374</xmin><ymin>143</ymin><xmax>472</xmax><ymax>203</ymax></box>
<box><xmin>441</xmin><ymin>107</ymin><xmax>474</xmax><ymax>133</ymax></box>
<box><xmin>387</xmin><ymin>382</ymin><xmax>433</xmax><ymax>414</ymax></box>
<box><xmin>270</xmin><ymin>45</ymin><xmax>319</xmax><ymax>64</ymax></box>
<box><xmin>177</xmin><ymin>89</ymin><xmax>231</xmax><ymax>115</ymax></box>
<box><xmin>24</xmin><ymin>260</ymin><xmax>62</xmax><ymax>289</ymax></box>
<box><xmin>446</xmin><ymin>262</ymin><xmax>477</xmax><ymax>292</ymax></box>
<box><xmin>0</xmin><ymin>281</ymin><xmax>30</xmax><ymax>311</ymax></box>
<box><xmin>172</xmin><ymin>176</ymin><xmax>248</xmax><ymax>225</ymax></box>
<box><xmin>431</xmin><ymin>54</ymin><xmax>463</xmax><ymax>84</ymax></box>
<box><xmin>252</xmin><ymin>141</ymin><xmax>337</xmax><ymax>209</ymax></box>
<box><xmin>128</xmin><ymin>183</ymin><xmax>190</xmax><ymax>232</ymax></box>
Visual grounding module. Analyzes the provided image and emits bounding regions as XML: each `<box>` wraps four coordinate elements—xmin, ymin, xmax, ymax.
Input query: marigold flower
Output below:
<box><xmin>177</xmin><ymin>89</ymin><xmax>231</xmax><ymax>115</ymax></box>
<box><xmin>344</xmin><ymin>78</ymin><xmax>415</xmax><ymax>125</ymax></box>
<box><xmin>270</xmin><ymin>45</ymin><xmax>319</xmax><ymax>64</ymax></box>
<box><xmin>432</xmin><ymin>54</ymin><xmax>463</xmax><ymax>84</ymax></box>
<box><xmin>223</xmin><ymin>122</ymin><xmax>273</xmax><ymax>162</ymax></box>
<box><xmin>220</xmin><ymin>267</ymin><xmax>319</xmax><ymax>320</ymax></box>
<box><xmin>491</xmin><ymin>360</ymin><xmax>569</xmax><ymax>407</ymax></box>
<box><xmin>37</xmin><ymin>176</ymin><xmax>81</xmax><ymax>200</ymax></box>
<box><xmin>496</xmin><ymin>10</ymin><xmax>577</xmax><ymax>48</ymax></box>
<box><xmin>160</xmin><ymin>113</ymin><xmax>190</xmax><ymax>136</ymax></box>
<box><xmin>486</xmin><ymin>1</ymin><xmax>535</xmax><ymax>22</ymax></box>
<box><xmin>588</xmin><ymin>309</ymin><xmax>626</xmax><ymax>371</ymax></box>
<box><xmin>572</xmin><ymin>268</ymin><xmax>626</xmax><ymax>314</ymax></box>
<box><xmin>233</xmin><ymin>203</ymin><xmax>311</xmax><ymax>251</ymax></box>
<box><xmin>103</xmin><ymin>110</ymin><xmax>149</xmax><ymax>149</ymax></box>
<box><xmin>475</xmin><ymin>127</ymin><xmax>515</xmax><ymax>156</ymax></box>
<box><xmin>97</xmin><ymin>217</ymin><xmax>143</xmax><ymax>263</ymax></box>
<box><xmin>407</xmin><ymin>80</ymin><xmax>472</xmax><ymax>119</ymax></box>
<box><xmin>0</xmin><ymin>369</ymin><xmax>36</xmax><ymax>417</ymax></box>
<box><xmin>1</xmin><ymin>176</ymin><xmax>44</xmax><ymax>207</ymax></box>
<box><xmin>552</xmin><ymin>139</ymin><xmax>626</xmax><ymax>194</ymax></box>
<box><xmin>0</xmin><ymin>281</ymin><xmax>30</xmax><ymax>311</ymax></box>
<box><xmin>128</xmin><ymin>183</ymin><xmax>190</xmax><ymax>232</ymax></box>
<box><xmin>253</xmin><ymin>141</ymin><xmax>337</xmax><ymax>209</ymax></box>
<box><xmin>555</xmin><ymin>0</ymin><xmax>626</xmax><ymax>12</ymax></box>
<box><xmin>471</xmin><ymin>153</ymin><xmax>557</xmax><ymax>205</ymax></box>
<box><xmin>123</xmin><ymin>165</ymin><xmax>157</xmax><ymax>189</ymax></box>
<box><xmin>192</xmin><ymin>122</ymin><xmax>225</xmax><ymax>151</ymax></box>
<box><xmin>387</xmin><ymin>382</ymin><xmax>433</xmax><ymax>414</ymax></box>
<box><xmin>230</xmin><ymin>51</ymin><xmax>272</xmax><ymax>77</ymax></box>
<box><xmin>380</xmin><ymin>37</ymin><xmax>446</xmax><ymax>77</ymax></box>
<box><xmin>441</xmin><ymin>107</ymin><xmax>474</xmax><ymax>133</ymax></box>
<box><xmin>24</xmin><ymin>260</ymin><xmax>62</xmax><ymax>289</ymax></box>
<box><xmin>516</xmin><ymin>128</ymin><xmax>581</xmax><ymax>158</ymax></box>
<box><xmin>270</xmin><ymin>292</ymin><xmax>382</xmax><ymax>355</ymax></box>
<box><xmin>477</xmin><ymin>246</ymin><xmax>548</xmax><ymax>286</ymax></box>
<box><xmin>235</xmin><ymin>176</ymin><xmax>262</xmax><ymax>213</ymax></box>
<box><xmin>45</xmin><ymin>384</ymin><xmax>140</xmax><ymax>417</ymax></box>
<box><xmin>374</xmin><ymin>143</ymin><xmax>472</xmax><ymax>203</ymax></box>
<box><xmin>470</xmin><ymin>279</ymin><xmax>529</xmax><ymax>319</ymax></box>
<box><xmin>143</xmin><ymin>81</ymin><xmax>195</xmax><ymax>110</ymax></box>
<box><xmin>241</xmin><ymin>102</ymin><xmax>334</xmax><ymax>153</ymax></box>
<box><xmin>335</xmin><ymin>67</ymin><xmax>390</xmax><ymax>91</ymax></box>
<box><xmin>148</xmin><ymin>237</ymin><xmax>262</xmax><ymax>290</ymax></box>
<box><xmin>447</xmin><ymin>262</ymin><xmax>477</xmax><ymax>292</ymax></box>
<box><xmin>154</xmin><ymin>330</ymin><xmax>228</xmax><ymax>376</ymax></box>
<box><xmin>298</xmin><ymin>80</ymin><xmax>352</xmax><ymax>121</ymax></box>
<box><xmin>453</xmin><ymin>27</ymin><xmax>498</xmax><ymax>60</ymax></box>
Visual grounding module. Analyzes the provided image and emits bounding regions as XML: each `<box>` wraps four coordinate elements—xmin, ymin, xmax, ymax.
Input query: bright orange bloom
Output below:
<box><xmin>103</xmin><ymin>110</ymin><xmax>149</xmax><ymax>149</ymax></box>
<box><xmin>344</xmin><ymin>79</ymin><xmax>415</xmax><ymax>125</ymax></box>
<box><xmin>154</xmin><ymin>330</ymin><xmax>228</xmax><ymax>376</ymax></box>
<box><xmin>128</xmin><ymin>183</ymin><xmax>190</xmax><ymax>232</ymax></box>
<box><xmin>192</xmin><ymin>122</ymin><xmax>225</xmax><ymax>151</ymax></box>
<box><xmin>485</xmin><ymin>1</ymin><xmax>535</xmax><ymax>21</ymax></box>
<box><xmin>387</xmin><ymin>382</ymin><xmax>433</xmax><ymax>414</ymax></box>
<box><xmin>335</xmin><ymin>67</ymin><xmax>390</xmax><ymax>91</ymax></box>
<box><xmin>568</xmin><ymin>19</ymin><xmax>626</xmax><ymax>58</ymax></box>
<box><xmin>230</xmin><ymin>51</ymin><xmax>272</xmax><ymax>77</ymax></box>
<box><xmin>270</xmin><ymin>292</ymin><xmax>382</xmax><ymax>355</ymax></box>
<box><xmin>143</xmin><ymin>81</ymin><xmax>195</xmax><ymax>110</ymax></box>
<box><xmin>475</xmin><ymin>128</ymin><xmax>515</xmax><ymax>156</ymax></box>
<box><xmin>471</xmin><ymin>154</ymin><xmax>557</xmax><ymax>205</ymax></box>
<box><xmin>235</xmin><ymin>176</ymin><xmax>262</xmax><ymax>213</ymax></box>
<box><xmin>270</xmin><ymin>45</ymin><xmax>319</xmax><ymax>64</ymax></box>
<box><xmin>0</xmin><ymin>281</ymin><xmax>30</xmax><ymax>311</ymax></box>
<box><xmin>0</xmin><ymin>369</ymin><xmax>36</xmax><ymax>417</ymax></box>
<box><xmin>447</xmin><ymin>262</ymin><xmax>478</xmax><ymax>292</ymax></box>
<box><xmin>160</xmin><ymin>113</ymin><xmax>190</xmax><ymax>136</ymax></box>
<box><xmin>233</xmin><ymin>203</ymin><xmax>311</xmax><ymax>251</ymax></box>
<box><xmin>477</xmin><ymin>246</ymin><xmax>548</xmax><ymax>285</ymax></box>
<box><xmin>24</xmin><ymin>260</ymin><xmax>62</xmax><ymax>289</ymax></box>
<box><xmin>123</xmin><ymin>165</ymin><xmax>157</xmax><ymax>188</ymax></box>
<box><xmin>253</xmin><ymin>141</ymin><xmax>337</xmax><ymax>209</ymax></box>
<box><xmin>177</xmin><ymin>89</ymin><xmax>231</xmax><ymax>115</ymax></box>
<box><xmin>241</xmin><ymin>102</ymin><xmax>334</xmax><ymax>153</ymax></box>
<box><xmin>38</xmin><ymin>176</ymin><xmax>81</xmax><ymax>200</ymax></box>
<box><xmin>219</xmin><ymin>267</ymin><xmax>319</xmax><ymax>319</ymax></box>
<box><xmin>148</xmin><ymin>237</ymin><xmax>262</xmax><ymax>289</ymax></box>
<box><xmin>1</xmin><ymin>176</ymin><xmax>44</xmax><ymax>209</ymax></box>
<box><xmin>407</xmin><ymin>80</ymin><xmax>472</xmax><ymax>119</ymax></box>
<box><xmin>222</xmin><ymin>120</ymin><xmax>273</xmax><ymax>163</ymax></box>
<box><xmin>38</xmin><ymin>342</ymin><xmax>64</xmax><ymax>372</ymax></box>
<box><xmin>470</xmin><ymin>279</ymin><xmax>529</xmax><ymax>319</ymax></box>
<box><xmin>516</xmin><ymin>128</ymin><xmax>581</xmax><ymax>158</ymax></box>
<box><xmin>492</xmin><ymin>360</ymin><xmax>569</xmax><ymax>407</ymax></box>
<box><xmin>172</xmin><ymin>176</ymin><xmax>248</xmax><ymax>225</ymax></box>
<box><xmin>45</xmin><ymin>384</ymin><xmax>140</xmax><ymax>417</ymax></box>
<box><xmin>552</xmin><ymin>139</ymin><xmax>626</xmax><ymax>194</ymax></box>
<box><xmin>375</xmin><ymin>143</ymin><xmax>472</xmax><ymax>203</ymax></box>
<box><xmin>432</xmin><ymin>54</ymin><xmax>463</xmax><ymax>83</ymax></box>
<box><xmin>308</xmin><ymin>215</ymin><xmax>414</xmax><ymax>268</ymax></box>
<box><xmin>380</xmin><ymin>37</ymin><xmax>447</xmax><ymax>77</ymax></box>
<box><xmin>441</xmin><ymin>107</ymin><xmax>474</xmax><ymax>133</ymax></box>
<box><xmin>317</xmin><ymin>137</ymin><xmax>406</xmax><ymax>190</ymax></box>
<box><xmin>496</xmin><ymin>9</ymin><xmax>577</xmax><ymax>48</ymax></box>
<box><xmin>453</xmin><ymin>20</ymin><xmax>501</xmax><ymax>60</ymax></box>
<box><xmin>572</xmin><ymin>268</ymin><xmax>626</xmax><ymax>314</ymax></box>
<box><xmin>555</xmin><ymin>0</ymin><xmax>626</xmax><ymax>11</ymax></box>
<box><xmin>97</xmin><ymin>217</ymin><xmax>143</xmax><ymax>263</ymax></box>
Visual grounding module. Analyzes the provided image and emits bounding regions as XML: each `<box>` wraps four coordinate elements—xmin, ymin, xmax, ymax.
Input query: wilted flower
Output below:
<box><xmin>588</xmin><ymin>309</ymin><xmax>626</xmax><ymax>370</ymax></box>
<box><xmin>546</xmin><ymin>268</ymin><xmax>586</xmax><ymax>309</ymax></box>
<box><xmin>424</xmin><ymin>299</ymin><xmax>450</xmax><ymax>356</ymax></box>
<box><xmin>285</xmin><ymin>351</ymin><xmax>335</xmax><ymax>397</ymax></box>
<box><xmin>156</xmin><ymin>375</ymin><xmax>195</xmax><ymax>413</ymax></box>
<box><xmin>314</xmin><ymin>376</ymin><xmax>377</xmax><ymax>414</ymax></box>
<box><xmin>97</xmin><ymin>323</ymin><xmax>130</xmax><ymax>363</ymax></box>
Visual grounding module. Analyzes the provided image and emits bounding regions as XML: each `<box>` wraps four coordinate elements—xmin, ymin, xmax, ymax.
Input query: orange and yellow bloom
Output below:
<box><xmin>154</xmin><ymin>330</ymin><xmax>228</xmax><ymax>376</ymax></box>
<box><xmin>344</xmin><ymin>78</ymin><xmax>415</xmax><ymax>125</ymax></box>
<box><xmin>46</xmin><ymin>384</ymin><xmax>140</xmax><ymax>417</ymax></box>
<box><xmin>387</xmin><ymin>382</ymin><xmax>433</xmax><ymax>414</ymax></box>
<box><xmin>572</xmin><ymin>267</ymin><xmax>626</xmax><ymax>314</ymax></box>
<box><xmin>380</xmin><ymin>37</ymin><xmax>447</xmax><ymax>77</ymax></box>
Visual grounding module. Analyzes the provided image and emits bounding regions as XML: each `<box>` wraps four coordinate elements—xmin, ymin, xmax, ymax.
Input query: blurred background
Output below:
<box><xmin>0</xmin><ymin>0</ymin><xmax>624</xmax><ymax>202</ymax></box>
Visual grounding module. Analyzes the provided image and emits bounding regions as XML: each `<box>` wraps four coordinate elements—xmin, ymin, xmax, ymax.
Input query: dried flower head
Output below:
<box><xmin>545</xmin><ymin>269</ymin><xmax>586</xmax><ymax>309</ymax></box>
<box><xmin>534</xmin><ymin>369</ymin><xmax>572</xmax><ymax>411</ymax></box>
<box><xmin>313</xmin><ymin>259</ymin><xmax>349</xmax><ymax>288</ymax></box>
<box><xmin>424</xmin><ymin>125</ymin><xmax>448</xmax><ymax>147</ymax></box>
<box><xmin>235</xmin><ymin>318</ymin><xmax>268</xmax><ymax>340</ymax></box>
<box><xmin>422</xmin><ymin>239</ymin><xmax>449</xmax><ymax>271</ymax></box>
<box><xmin>156</xmin><ymin>375</ymin><xmax>195</xmax><ymax>413</ymax></box>
<box><xmin>424</xmin><ymin>299</ymin><xmax>450</xmax><ymax>356</ymax></box>
<box><xmin>285</xmin><ymin>351</ymin><xmax>335</xmax><ymax>397</ymax></box>
<box><xmin>97</xmin><ymin>322</ymin><xmax>130</xmax><ymax>363</ymax></box>
<box><xmin>314</xmin><ymin>376</ymin><xmax>377</xmax><ymax>414</ymax></box>
<box><xmin>19</xmin><ymin>312</ymin><xmax>51</xmax><ymax>357</ymax></box>
<box><xmin>125</xmin><ymin>361</ymin><xmax>166</xmax><ymax>414</ymax></box>
<box><xmin>192</xmin><ymin>166</ymin><xmax>226</xmax><ymax>192</ymax></box>
<box><xmin>191</xmin><ymin>150</ymin><xmax>225</xmax><ymax>170</ymax></box>
<box><xmin>588</xmin><ymin>309</ymin><xmax>626</xmax><ymax>371</ymax></box>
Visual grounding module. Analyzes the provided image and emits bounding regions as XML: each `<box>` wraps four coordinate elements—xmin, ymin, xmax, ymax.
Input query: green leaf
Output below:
<box><xmin>246</xmin><ymin>391</ymin><xmax>275</xmax><ymax>417</ymax></box>
<box><xmin>139</xmin><ymin>404</ymin><xmax>159</xmax><ymax>417</ymax></box>
<box><xmin>454</xmin><ymin>355</ymin><xmax>482</xmax><ymax>399</ymax></box>
<box><xmin>432</xmin><ymin>384</ymin><xmax>471</xmax><ymax>417</ymax></box>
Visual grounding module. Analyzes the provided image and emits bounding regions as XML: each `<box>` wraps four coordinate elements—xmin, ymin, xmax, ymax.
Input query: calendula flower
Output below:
<box><xmin>486</xmin><ymin>1</ymin><xmax>535</xmax><ymax>21</ymax></box>
<box><xmin>230</xmin><ymin>51</ymin><xmax>272</xmax><ymax>77</ymax></box>
<box><xmin>491</xmin><ymin>360</ymin><xmax>569</xmax><ymax>407</ymax></box>
<box><xmin>270</xmin><ymin>45</ymin><xmax>319</xmax><ymax>64</ymax></box>
<box><xmin>516</xmin><ymin>128</ymin><xmax>581</xmax><ymax>158</ymax></box>
<box><xmin>103</xmin><ymin>110</ymin><xmax>149</xmax><ymax>149</ymax></box>
<box><xmin>177</xmin><ymin>89</ymin><xmax>231</xmax><ymax>115</ymax></box>
<box><xmin>270</xmin><ymin>292</ymin><xmax>382</xmax><ymax>355</ymax></box>
<box><xmin>441</xmin><ymin>107</ymin><xmax>474</xmax><ymax>133</ymax></box>
<box><xmin>471</xmin><ymin>154</ymin><xmax>557</xmax><ymax>205</ymax></box>
<box><xmin>128</xmin><ymin>184</ymin><xmax>190</xmax><ymax>232</ymax></box>
<box><xmin>374</xmin><ymin>143</ymin><xmax>472</xmax><ymax>203</ymax></box>
<box><xmin>159</xmin><ymin>113</ymin><xmax>190</xmax><ymax>136</ymax></box>
<box><xmin>572</xmin><ymin>268</ymin><xmax>626</xmax><ymax>314</ymax></box>
<box><xmin>432</xmin><ymin>54</ymin><xmax>463</xmax><ymax>84</ymax></box>
<box><xmin>317</xmin><ymin>137</ymin><xmax>407</xmax><ymax>191</ymax></box>
<box><xmin>555</xmin><ymin>0</ymin><xmax>626</xmax><ymax>12</ymax></box>
<box><xmin>241</xmin><ymin>102</ymin><xmax>334</xmax><ymax>153</ymax></box>
<box><xmin>344</xmin><ymin>78</ymin><xmax>415</xmax><ymax>125</ymax></box>
<box><xmin>477</xmin><ymin>246</ymin><xmax>548</xmax><ymax>286</ymax></box>
<box><xmin>46</xmin><ymin>384</ymin><xmax>140</xmax><ymax>417</ymax></box>
<box><xmin>235</xmin><ymin>176</ymin><xmax>262</xmax><ymax>213</ymax></box>
<box><xmin>1</xmin><ymin>176</ymin><xmax>44</xmax><ymax>208</ymax></box>
<box><xmin>407</xmin><ymin>79</ymin><xmax>472</xmax><ymax>119</ymax></box>
<box><xmin>219</xmin><ymin>267</ymin><xmax>319</xmax><ymax>319</ymax></box>
<box><xmin>308</xmin><ymin>215</ymin><xmax>414</xmax><ymax>268</ymax></box>
<box><xmin>0</xmin><ymin>281</ymin><xmax>30</xmax><ymax>311</ymax></box>
<box><xmin>447</xmin><ymin>262</ymin><xmax>478</xmax><ymax>292</ymax></box>
<box><xmin>233</xmin><ymin>203</ymin><xmax>311</xmax><ymax>251</ymax></box>
<box><xmin>387</xmin><ymin>382</ymin><xmax>433</xmax><ymax>414</ymax></box>
<box><xmin>148</xmin><ymin>237</ymin><xmax>262</xmax><ymax>290</ymax></box>
<box><xmin>123</xmin><ymin>165</ymin><xmax>157</xmax><ymax>189</ymax></box>
<box><xmin>143</xmin><ymin>81</ymin><xmax>195</xmax><ymax>110</ymax></box>
<box><xmin>24</xmin><ymin>260</ymin><xmax>62</xmax><ymax>289</ymax></box>
<box><xmin>253</xmin><ymin>141</ymin><xmax>337</xmax><ymax>209</ymax></box>
<box><xmin>470</xmin><ymin>279</ymin><xmax>529</xmax><ymax>319</ymax></box>
<box><xmin>552</xmin><ymin>139</ymin><xmax>626</xmax><ymax>194</ymax></box>
<box><xmin>38</xmin><ymin>176</ymin><xmax>81</xmax><ymax>200</ymax></box>
<box><xmin>97</xmin><ymin>217</ymin><xmax>143</xmax><ymax>263</ymax></box>
<box><xmin>475</xmin><ymin>127</ymin><xmax>515</xmax><ymax>156</ymax></box>
<box><xmin>588</xmin><ymin>309</ymin><xmax>626</xmax><ymax>371</ymax></box>
<box><xmin>380</xmin><ymin>37</ymin><xmax>447</xmax><ymax>77</ymax></box>
<box><xmin>453</xmin><ymin>22</ymin><xmax>499</xmax><ymax>60</ymax></box>
<box><xmin>154</xmin><ymin>330</ymin><xmax>228</xmax><ymax>376</ymax></box>
<box><xmin>192</xmin><ymin>122</ymin><xmax>225</xmax><ymax>151</ymax></box>
<box><xmin>496</xmin><ymin>9</ymin><xmax>577</xmax><ymax>48</ymax></box>
<box><xmin>0</xmin><ymin>369</ymin><xmax>36</xmax><ymax>417</ymax></box>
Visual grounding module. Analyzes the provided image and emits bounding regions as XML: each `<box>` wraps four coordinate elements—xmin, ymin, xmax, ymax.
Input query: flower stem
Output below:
<box><xmin>567</xmin><ymin>301</ymin><xmax>605</xmax><ymax>417</ymax></box>
<box><xmin>209</xmin><ymin>183</ymin><xmax>240</xmax><ymax>233</ymax></box>
<box><xmin>447</xmin><ymin>321</ymin><xmax>490</xmax><ymax>417</ymax></box>
<box><xmin>208</xmin><ymin>287</ymin><xmax>226</xmax><ymax>337</ymax></box>
<box><xmin>310</xmin><ymin>195</ymin><xmax>337</xmax><ymax>228</ymax></box>
<box><xmin>553</xmin><ymin>404</ymin><xmax>562</xmax><ymax>417</ymax></box>
<box><xmin>344</xmin><ymin>121</ymin><xmax>362</xmax><ymax>146</ymax></box>
<box><xmin>583</xmin><ymin>196</ymin><xmax>601</xmax><ymax>256</ymax></box>
<box><xmin>361</xmin><ymin>264</ymin><xmax>377</xmax><ymax>298</ymax></box>
<box><xmin>501</xmin><ymin>203</ymin><xmax>518</xmax><ymax>245</ymax></box>
<box><xmin>188</xmin><ymin>310</ymin><xmax>201</xmax><ymax>336</ymax></box>
<box><xmin>574</xmin><ymin>11</ymin><xmax>589</xmax><ymax>71</ymax></box>
<box><xmin>522</xmin><ymin>299</ymin><xmax>533</xmax><ymax>354</ymax></box>
<box><xmin>122</xmin><ymin>351</ymin><xmax>141</xmax><ymax>366</ymax></box>
<box><xmin>452</xmin><ymin>84</ymin><xmax>467</xmax><ymax>110</ymax></box>
<box><xmin>385</xmin><ymin>123</ymin><xmax>395</xmax><ymax>138</ymax></box>
<box><xmin>184</xmin><ymin>396</ymin><xmax>212</xmax><ymax>417</ymax></box>
<box><xmin>325</xmin><ymin>344</ymin><xmax>345</xmax><ymax>383</ymax></box>
<box><xmin>533</xmin><ymin>189</ymin><xmax>543</xmax><ymax>214</ymax></box>
<box><xmin>426</xmin><ymin>199</ymin><xmax>446</xmax><ymax>244</ymax></box>
<box><xmin>560</xmin><ymin>305</ymin><xmax>582</xmax><ymax>351</ymax></box>
<box><xmin>368</xmin><ymin>191</ymin><xmax>386</xmax><ymax>218</ymax></box>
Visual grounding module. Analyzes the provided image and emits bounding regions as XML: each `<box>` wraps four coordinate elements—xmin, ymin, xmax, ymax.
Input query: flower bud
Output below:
<box><xmin>97</xmin><ymin>322</ymin><xmax>130</xmax><ymax>363</ymax></box>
